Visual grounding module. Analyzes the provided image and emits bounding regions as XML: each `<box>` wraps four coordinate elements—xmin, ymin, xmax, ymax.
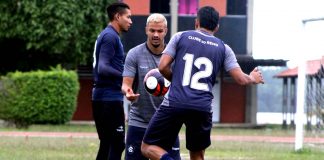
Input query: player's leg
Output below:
<box><xmin>92</xmin><ymin>101</ymin><xmax>113</xmax><ymax>160</ymax></box>
<box><xmin>168</xmin><ymin>136</ymin><xmax>181</xmax><ymax>160</ymax></box>
<box><xmin>142</xmin><ymin>105</ymin><xmax>183</xmax><ymax>160</ymax></box>
<box><xmin>107</xmin><ymin>101</ymin><xmax>125</xmax><ymax>160</ymax></box>
<box><xmin>184</xmin><ymin>109</ymin><xmax>212</xmax><ymax>160</ymax></box>
<box><xmin>141</xmin><ymin>141</ymin><xmax>180</xmax><ymax>160</ymax></box>
<box><xmin>141</xmin><ymin>143</ymin><xmax>169</xmax><ymax>160</ymax></box>
<box><xmin>189</xmin><ymin>150</ymin><xmax>205</xmax><ymax>160</ymax></box>
<box><xmin>125</xmin><ymin>125</ymin><xmax>148</xmax><ymax>160</ymax></box>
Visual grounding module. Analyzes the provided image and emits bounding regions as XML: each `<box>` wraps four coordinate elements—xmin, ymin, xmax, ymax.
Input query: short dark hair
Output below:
<box><xmin>106</xmin><ymin>2</ymin><xmax>130</xmax><ymax>21</ymax></box>
<box><xmin>197</xmin><ymin>6</ymin><xmax>219</xmax><ymax>31</ymax></box>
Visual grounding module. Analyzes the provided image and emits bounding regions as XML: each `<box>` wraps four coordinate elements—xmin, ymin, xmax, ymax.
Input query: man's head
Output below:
<box><xmin>196</xmin><ymin>6</ymin><xmax>219</xmax><ymax>32</ymax></box>
<box><xmin>107</xmin><ymin>2</ymin><xmax>132</xmax><ymax>32</ymax></box>
<box><xmin>145</xmin><ymin>13</ymin><xmax>168</xmax><ymax>48</ymax></box>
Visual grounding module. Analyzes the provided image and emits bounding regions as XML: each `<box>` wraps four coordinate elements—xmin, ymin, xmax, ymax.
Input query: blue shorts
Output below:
<box><xmin>125</xmin><ymin>125</ymin><xmax>181</xmax><ymax>160</ymax></box>
<box><xmin>143</xmin><ymin>105</ymin><xmax>212</xmax><ymax>151</ymax></box>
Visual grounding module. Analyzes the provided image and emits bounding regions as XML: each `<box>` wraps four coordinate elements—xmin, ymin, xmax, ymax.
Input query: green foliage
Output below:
<box><xmin>0</xmin><ymin>0</ymin><xmax>116</xmax><ymax>68</ymax></box>
<box><xmin>295</xmin><ymin>148</ymin><xmax>312</xmax><ymax>154</ymax></box>
<box><xmin>0</xmin><ymin>66</ymin><xmax>80</xmax><ymax>128</ymax></box>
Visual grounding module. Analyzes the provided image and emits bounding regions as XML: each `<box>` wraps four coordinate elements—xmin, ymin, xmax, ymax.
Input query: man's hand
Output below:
<box><xmin>125</xmin><ymin>88</ymin><xmax>140</xmax><ymax>101</ymax></box>
<box><xmin>249</xmin><ymin>67</ymin><xmax>264</xmax><ymax>84</ymax></box>
<box><xmin>122</xmin><ymin>77</ymin><xmax>140</xmax><ymax>101</ymax></box>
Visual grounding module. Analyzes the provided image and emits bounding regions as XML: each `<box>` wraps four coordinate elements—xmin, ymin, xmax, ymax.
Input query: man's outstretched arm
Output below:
<box><xmin>229</xmin><ymin>67</ymin><xmax>264</xmax><ymax>85</ymax></box>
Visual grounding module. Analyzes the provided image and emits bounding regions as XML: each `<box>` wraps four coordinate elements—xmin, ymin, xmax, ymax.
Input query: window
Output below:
<box><xmin>227</xmin><ymin>0</ymin><xmax>247</xmax><ymax>15</ymax></box>
<box><xmin>150</xmin><ymin>0</ymin><xmax>198</xmax><ymax>15</ymax></box>
<box><xmin>150</xmin><ymin>0</ymin><xmax>170</xmax><ymax>14</ymax></box>
<box><xmin>178</xmin><ymin>0</ymin><xmax>198</xmax><ymax>15</ymax></box>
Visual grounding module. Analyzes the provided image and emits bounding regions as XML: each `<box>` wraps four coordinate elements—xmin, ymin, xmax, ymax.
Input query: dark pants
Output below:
<box><xmin>125</xmin><ymin>125</ymin><xmax>181</xmax><ymax>160</ymax></box>
<box><xmin>92</xmin><ymin>100</ymin><xmax>125</xmax><ymax>160</ymax></box>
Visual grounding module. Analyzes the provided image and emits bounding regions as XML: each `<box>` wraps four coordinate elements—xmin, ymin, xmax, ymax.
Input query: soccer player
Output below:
<box><xmin>92</xmin><ymin>2</ymin><xmax>132</xmax><ymax>160</ymax></box>
<box><xmin>141</xmin><ymin>6</ymin><xmax>264</xmax><ymax>160</ymax></box>
<box><xmin>122</xmin><ymin>13</ymin><xmax>181</xmax><ymax>160</ymax></box>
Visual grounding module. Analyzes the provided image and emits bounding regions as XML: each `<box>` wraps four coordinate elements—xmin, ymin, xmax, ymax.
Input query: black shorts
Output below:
<box><xmin>143</xmin><ymin>105</ymin><xmax>212</xmax><ymax>151</ymax></box>
<box><xmin>125</xmin><ymin>125</ymin><xmax>181</xmax><ymax>160</ymax></box>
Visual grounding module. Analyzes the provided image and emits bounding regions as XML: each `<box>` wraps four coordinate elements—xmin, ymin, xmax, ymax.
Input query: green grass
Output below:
<box><xmin>0</xmin><ymin>123</ymin><xmax>97</xmax><ymax>132</ymax></box>
<box><xmin>0</xmin><ymin>137</ymin><xmax>98</xmax><ymax>160</ymax></box>
<box><xmin>213</xmin><ymin>127</ymin><xmax>296</xmax><ymax>137</ymax></box>
<box><xmin>203</xmin><ymin>141</ymin><xmax>324</xmax><ymax>160</ymax></box>
<box><xmin>0</xmin><ymin>123</ymin><xmax>324</xmax><ymax>160</ymax></box>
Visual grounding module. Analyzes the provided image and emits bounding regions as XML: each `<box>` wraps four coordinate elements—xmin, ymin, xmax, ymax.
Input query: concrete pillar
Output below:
<box><xmin>244</xmin><ymin>0</ymin><xmax>257</xmax><ymax>125</ymax></box>
<box><xmin>282</xmin><ymin>78</ymin><xmax>288</xmax><ymax>129</ymax></box>
<box><xmin>246</xmin><ymin>0</ymin><xmax>254</xmax><ymax>56</ymax></box>
<box><xmin>170</xmin><ymin>0</ymin><xmax>178</xmax><ymax>36</ymax></box>
<box><xmin>306</xmin><ymin>76</ymin><xmax>313</xmax><ymax>130</ymax></box>
<box><xmin>315</xmin><ymin>77</ymin><xmax>322</xmax><ymax>129</ymax></box>
<box><xmin>290</xmin><ymin>77</ymin><xmax>296</xmax><ymax>128</ymax></box>
<box><xmin>245</xmin><ymin>85</ymin><xmax>257</xmax><ymax>124</ymax></box>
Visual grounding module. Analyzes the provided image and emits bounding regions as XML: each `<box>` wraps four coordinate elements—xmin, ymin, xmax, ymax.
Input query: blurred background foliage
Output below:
<box><xmin>0</xmin><ymin>0</ymin><xmax>116</xmax><ymax>74</ymax></box>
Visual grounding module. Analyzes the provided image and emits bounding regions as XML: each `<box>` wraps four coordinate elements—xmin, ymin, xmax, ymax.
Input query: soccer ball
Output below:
<box><xmin>143</xmin><ymin>68</ymin><xmax>170</xmax><ymax>96</ymax></box>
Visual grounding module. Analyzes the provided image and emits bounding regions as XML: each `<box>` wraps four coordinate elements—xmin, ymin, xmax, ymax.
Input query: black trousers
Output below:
<box><xmin>92</xmin><ymin>100</ymin><xmax>125</xmax><ymax>160</ymax></box>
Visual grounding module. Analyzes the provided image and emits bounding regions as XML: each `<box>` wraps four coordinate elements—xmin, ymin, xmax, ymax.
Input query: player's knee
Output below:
<box><xmin>140</xmin><ymin>142</ymin><xmax>149</xmax><ymax>157</ymax></box>
<box><xmin>189</xmin><ymin>150</ymin><xmax>204</xmax><ymax>160</ymax></box>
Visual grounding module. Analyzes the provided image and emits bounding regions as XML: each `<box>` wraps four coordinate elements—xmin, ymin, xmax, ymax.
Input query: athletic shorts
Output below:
<box><xmin>125</xmin><ymin>125</ymin><xmax>181</xmax><ymax>160</ymax></box>
<box><xmin>143</xmin><ymin>105</ymin><xmax>212</xmax><ymax>151</ymax></box>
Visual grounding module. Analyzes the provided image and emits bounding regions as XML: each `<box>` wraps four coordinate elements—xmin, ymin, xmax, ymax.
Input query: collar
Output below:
<box><xmin>145</xmin><ymin>42</ymin><xmax>164</xmax><ymax>57</ymax></box>
<box><xmin>107</xmin><ymin>25</ymin><xmax>119</xmax><ymax>35</ymax></box>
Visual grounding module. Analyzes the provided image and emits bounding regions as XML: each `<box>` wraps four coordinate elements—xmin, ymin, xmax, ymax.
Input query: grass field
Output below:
<box><xmin>0</xmin><ymin>123</ymin><xmax>323</xmax><ymax>160</ymax></box>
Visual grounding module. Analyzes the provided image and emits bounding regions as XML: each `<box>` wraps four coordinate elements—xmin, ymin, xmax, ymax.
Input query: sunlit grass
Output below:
<box><xmin>204</xmin><ymin>141</ymin><xmax>324</xmax><ymax>160</ymax></box>
<box><xmin>0</xmin><ymin>123</ymin><xmax>97</xmax><ymax>132</ymax></box>
<box><xmin>0</xmin><ymin>137</ymin><xmax>98</xmax><ymax>160</ymax></box>
<box><xmin>0</xmin><ymin>123</ymin><xmax>323</xmax><ymax>159</ymax></box>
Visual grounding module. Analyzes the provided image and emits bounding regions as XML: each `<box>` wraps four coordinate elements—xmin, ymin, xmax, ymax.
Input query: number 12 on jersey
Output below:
<box><xmin>182</xmin><ymin>53</ymin><xmax>213</xmax><ymax>91</ymax></box>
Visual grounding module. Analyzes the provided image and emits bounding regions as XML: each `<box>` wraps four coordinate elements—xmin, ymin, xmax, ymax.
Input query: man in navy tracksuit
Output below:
<box><xmin>92</xmin><ymin>2</ymin><xmax>132</xmax><ymax>160</ymax></box>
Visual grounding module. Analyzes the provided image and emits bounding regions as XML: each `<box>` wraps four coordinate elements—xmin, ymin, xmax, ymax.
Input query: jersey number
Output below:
<box><xmin>182</xmin><ymin>53</ymin><xmax>213</xmax><ymax>91</ymax></box>
<box><xmin>92</xmin><ymin>40</ymin><xmax>98</xmax><ymax>68</ymax></box>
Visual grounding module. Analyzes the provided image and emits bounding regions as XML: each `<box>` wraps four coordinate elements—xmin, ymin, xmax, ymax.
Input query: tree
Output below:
<box><xmin>0</xmin><ymin>0</ymin><xmax>116</xmax><ymax>73</ymax></box>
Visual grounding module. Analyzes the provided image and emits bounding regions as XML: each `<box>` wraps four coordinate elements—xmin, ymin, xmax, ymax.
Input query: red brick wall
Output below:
<box><xmin>123</xmin><ymin>0</ymin><xmax>150</xmax><ymax>15</ymax></box>
<box><xmin>124</xmin><ymin>0</ymin><xmax>226</xmax><ymax>16</ymax></box>
<box><xmin>220</xmin><ymin>80</ymin><xmax>246</xmax><ymax>123</ymax></box>
<box><xmin>72</xmin><ymin>78</ymin><xmax>93</xmax><ymax>120</ymax></box>
<box><xmin>199</xmin><ymin>0</ymin><xmax>227</xmax><ymax>17</ymax></box>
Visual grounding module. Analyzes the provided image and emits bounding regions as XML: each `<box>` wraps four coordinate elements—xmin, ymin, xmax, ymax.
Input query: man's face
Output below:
<box><xmin>146</xmin><ymin>21</ymin><xmax>167</xmax><ymax>48</ymax></box>
<box><xmin>117</xmin><ymin>9</ymin><xmax>132</xmax><ymax>32</ymax></box>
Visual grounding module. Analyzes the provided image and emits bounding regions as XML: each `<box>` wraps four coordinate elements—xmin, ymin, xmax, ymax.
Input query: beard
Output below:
<box><xmin>151</xmin><ymin>38</ymin><xmax>161</xmax><ymax>48</ymax></box>
<box><xmin>152</xmin><ymin>43</ymin><xmax>160</xmax><ymax>48</ymax></box>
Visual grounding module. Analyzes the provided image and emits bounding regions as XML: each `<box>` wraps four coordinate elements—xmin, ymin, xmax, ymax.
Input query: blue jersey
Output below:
<box><xmin>92</xmin><ymin>25</ymin><xmax>125</xmax><ymax>101</ymax></box>
<box><xmin>162</xmin><ymin>30</ymin><xmax>239</xmax><ymax>112</ymax></box>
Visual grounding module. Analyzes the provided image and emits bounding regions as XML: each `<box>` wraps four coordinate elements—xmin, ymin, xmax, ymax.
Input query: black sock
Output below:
<box><xmin>160</xmin><ymin>153</ymin><xmax>174</xmax><ymax>160</ymax></box>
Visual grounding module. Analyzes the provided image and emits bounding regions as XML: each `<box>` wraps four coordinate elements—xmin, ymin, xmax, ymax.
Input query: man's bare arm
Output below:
<box><xmin>228</xmin><ymin>67</ymin><xmax>264</xmax><ymax>85</ymax></box>
<box><xmin>122</xmin><ymin>77</ymin><xmax>140</xmax><ymax>101</ymax></box>
<box><xmin>158</xmin><ymin>54</ymin><xmax>174</xmax><ymax>81</ymax></box>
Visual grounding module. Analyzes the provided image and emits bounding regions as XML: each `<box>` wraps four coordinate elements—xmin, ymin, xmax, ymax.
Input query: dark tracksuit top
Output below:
<box><xmin>92</xmin><ymin>25</ymin><xmax>125</xmax><ymax>101</ymax></box>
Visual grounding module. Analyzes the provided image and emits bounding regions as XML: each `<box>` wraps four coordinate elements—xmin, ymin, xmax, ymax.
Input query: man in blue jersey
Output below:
<box><xmin>141</xmin><ymin>6</ymin><xmax>264</xmax><ymax>160</ymax></box>
<box><xmin>92</xmin><ymin>2</ymin><xmax>132</xmax><ymax>160</ymax></box>
<box><xmin>122</xmin><ymin>13</ymin><xmax>181</xmax><ymax>160</ymax></box>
